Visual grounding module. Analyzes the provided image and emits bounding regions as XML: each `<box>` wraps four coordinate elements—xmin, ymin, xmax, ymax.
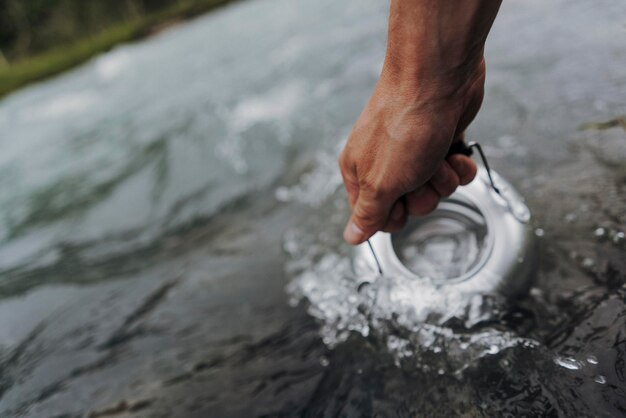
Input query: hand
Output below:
<box><xmin>339</xmin><ymin>0</ymin><xmax>501</xmax><ymax>245</ymax></box>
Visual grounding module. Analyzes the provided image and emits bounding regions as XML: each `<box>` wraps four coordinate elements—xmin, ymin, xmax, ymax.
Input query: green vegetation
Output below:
<box><xmin>0</xmin><ymin>0</ymin><xmax>237</xmax><ymax>98</ymax></box>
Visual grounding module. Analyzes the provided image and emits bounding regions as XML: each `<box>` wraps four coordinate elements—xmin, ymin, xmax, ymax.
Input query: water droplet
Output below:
<box><xmin>612</xmin><ymin>231</ymin><xmax>625</xmax><ymax>245</ymax></box>
<box><xmin>500</xmin><ymin>359</ymin><xmax>510</xmax><ymax>367</ymax></box>
<box><xmin>587</xmin><ymin>355</ymin><xmax>598</xmax><ymax>365</ymax></box>
<box><xmin>554</xmin><ymin>356</ymin><xmax>582</xmax><ymax>370</ymax></box>
<box><xmin>437</xmin><ymin>368</ymin><xmax>445</xmax><ymax>375</ymax></box>
<box><xmin>535</xmin><ymin>228</ymin><xmax>545</xmax><ymax>237</ymax></box>
<box><xmin>511</xmin><ymin>201</ymin><xmax>531</xmax><ymax>223</ymax></box>
<box><xmin>594</xmin><ymin>375</ymin><xmax>606</xmax><ymax>384</ymax></box>
<box><xmin>593</xmin><ymin>227</ymin><xmax>606</xmax><ymax>239</ymax></box>
<box><xmin>582</xmin><ymin>257</ymin><xmax>595</xmax><ymax>269</ymax></box>
<box><xmin>356</xmin><ymin>368</ymin><xmax>363</xmax><ymax>375</ymax></box>
<box><xmin>319</xmin><ymin>356</ymin><xmax>329</xmax><ymax>367</ymax></box>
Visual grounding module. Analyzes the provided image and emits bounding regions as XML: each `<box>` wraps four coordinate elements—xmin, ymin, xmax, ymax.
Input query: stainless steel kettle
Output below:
<box><xmin>353</xmin><ymin>143</ymin><xmax>537</xmax><ymax>298</ymax></box>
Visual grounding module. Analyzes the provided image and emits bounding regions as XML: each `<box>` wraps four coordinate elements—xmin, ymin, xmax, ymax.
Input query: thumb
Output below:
<box><xmin>343</xmin><ymin>189</ymin><xmax>394</xmax><ymax>245</ymax></box>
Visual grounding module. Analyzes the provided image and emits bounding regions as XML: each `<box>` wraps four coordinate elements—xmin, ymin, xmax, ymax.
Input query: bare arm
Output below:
<box><xmin>339</xmin><ymin>0</ymin><xmax>502</xmax><ymax>244</ymax></box>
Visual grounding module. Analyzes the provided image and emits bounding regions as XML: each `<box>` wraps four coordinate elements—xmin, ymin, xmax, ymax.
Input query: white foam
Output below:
<box><xmin>230</xmin><ymin>81</ymin><xmax>304</xmax><ymax>131</ymax></box>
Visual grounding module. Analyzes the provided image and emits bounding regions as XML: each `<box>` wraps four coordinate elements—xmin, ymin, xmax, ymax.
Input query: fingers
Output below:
<box><xmin>447</xmin><ymin>154</ymin><xmax>477</xmax><ymax>185</ymax></box>
<box><xmin>340</xmin><ymin>135</ymin><xmax>476</xmax><ymax>245</ymax></box>
<box><xmin>429</xmin><ymin>160</ymin><xmax>460</xmax><ymax>198</ymax></box>
<box><xmin>338</xmin><ymin>152</ymin><xmax>359</xmax><ymax>208</ymax></box>
<box><xmin>405</xmin><ymin>185</ymin><xmax>440</xmax><ymax>216</ymax></box>
<box><xmin>382</xmin><ymin>199</ymin><xmax>408</xmax><ymax>233</ymax></box>
<box><xmin>404</xmin><ymin>155</ymin><xmax>475</xmax><ymax>219</ymax></box>
<box><xmin>343</xmin><ymin>187</ymin><xmax>396</xmax><ymax>245</ymax></box>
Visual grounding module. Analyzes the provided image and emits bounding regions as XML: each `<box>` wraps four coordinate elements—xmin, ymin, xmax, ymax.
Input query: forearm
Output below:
<box><xmin>383</xmin><ymin>0</ymin><xmax>502</xmax><ymax>96</ymax></box>
<box><xmin>340</xmin><ymin>0</ymin><xmax>500</xmax><ymax>244</ymax></box>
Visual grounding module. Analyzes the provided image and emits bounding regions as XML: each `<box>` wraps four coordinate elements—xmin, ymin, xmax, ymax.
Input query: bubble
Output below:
<box><xmin>510</xmin><ymin>200</ymin><xmax>531</xmax><ymax>223</ymax></box>
<box><xmin>487</xmin><ymin>345</ymin><xmax>499</xmax><ymax>355</ymax></box>
<box><xmin>319</xmin><ymin>356</ymin><xmax>329</xmax><ymax>367</ymax></box>
<box><xmin>535</xmin><ymin>228</ymin><xmax>545</xmax><ymax>237</ymax></box>
<box><xmin>582</xmin><ymin>258</ymin><xmax>595</xmax><ymax>269</ymax></box>
<box><xmin>593</xmin><ymin>227</ymin><xmax>606</xmax><ymax>239</ymax></box>
<box><xmin>612</xmin><ymin>231</ymin><xmax>625</xmax><ymax>245</ymax></box>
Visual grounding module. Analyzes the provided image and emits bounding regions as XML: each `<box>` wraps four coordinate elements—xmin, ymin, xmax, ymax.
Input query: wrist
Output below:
<box><xmin>379</xmin><ymin>52</ymin><xmax>484</xmax><ymax>106</ymax></box>
<box><xmin>381</xmin><ymin>0</ymin><xmax>499</xmax><ymax>100</ymax></box>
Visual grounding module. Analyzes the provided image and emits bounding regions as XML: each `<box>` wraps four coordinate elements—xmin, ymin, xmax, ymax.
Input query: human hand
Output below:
<box><xmin>339</xmin><ymin>0</ymin><xmax>501</xmax><ymax>245</ymax></box>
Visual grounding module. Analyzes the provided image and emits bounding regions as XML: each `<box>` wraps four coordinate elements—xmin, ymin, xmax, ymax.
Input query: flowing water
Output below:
<box><xmin>1</xmin><ymin>0</ymin><xmax>626</xmax><ymax>416</ymax></box>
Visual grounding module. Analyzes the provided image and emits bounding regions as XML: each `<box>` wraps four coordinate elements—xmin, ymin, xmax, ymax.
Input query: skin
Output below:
<box><xmin>339</xmin><ymin>0</ymin><xmax>502</xmax><ymax>245</ymax></box>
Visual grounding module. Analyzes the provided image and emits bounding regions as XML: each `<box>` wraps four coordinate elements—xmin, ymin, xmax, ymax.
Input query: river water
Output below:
<box><xmin>1</xmin><ymin>0</ymin><xmax>625</xmax><ymax>416</ymax></box>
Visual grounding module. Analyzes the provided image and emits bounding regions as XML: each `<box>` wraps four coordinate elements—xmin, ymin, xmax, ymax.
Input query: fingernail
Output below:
<box><xmin>343</xmin><ymin>221</ymin><xmax>364</xmax><ymax>244</ymax></box>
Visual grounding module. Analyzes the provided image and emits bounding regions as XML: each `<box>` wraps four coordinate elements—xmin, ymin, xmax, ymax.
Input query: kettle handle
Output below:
<box><xmin>447</xmin><ymin>140</ymin><xmax>474</xmax><ymax>157</ymax></box>
<box><xmin>447</xmin><ymin>140</ymin><xmax>501</xmax><ymax>196</ymax></box>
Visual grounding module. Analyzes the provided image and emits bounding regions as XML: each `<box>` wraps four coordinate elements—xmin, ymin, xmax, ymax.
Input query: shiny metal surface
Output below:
<box><xmin>354</xmin><ymin>166</ymin><xmax>538</xmax><ymax>297</ymax></box>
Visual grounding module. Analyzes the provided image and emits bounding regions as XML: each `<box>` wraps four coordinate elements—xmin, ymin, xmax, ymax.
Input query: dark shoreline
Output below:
<box><xmin>0</xmin><ymin>0</ymin><xmax>239</xmax><ymax>100</ymax></box>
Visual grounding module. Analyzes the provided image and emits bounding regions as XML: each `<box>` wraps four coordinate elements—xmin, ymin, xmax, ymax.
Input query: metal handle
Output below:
<box><xmin>447</xmin><ymin>141</ymin><xmax>501</xmax><ymax>196</ymax></box>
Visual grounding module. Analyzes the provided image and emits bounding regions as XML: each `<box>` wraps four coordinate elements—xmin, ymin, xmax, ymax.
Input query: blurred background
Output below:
<box><xmin>0</xmin><ymin>0</ymin><xmax>233</xmax><ymax>96</ymax></box>
<box><xmin>0</xmin><ymin>0</ymin><xmax>625</xmax><ymax>417</ymax></box>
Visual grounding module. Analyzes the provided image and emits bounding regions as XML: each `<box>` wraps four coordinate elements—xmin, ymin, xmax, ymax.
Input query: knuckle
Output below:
<box><xmin>353</xmin><ymin>204</ymin><xmax>384</xmax><ymax>230</ymax></box>
<box><xmin>431</xmin><ymin>169</ymin><xmax>460</xmax><ymax>197</ymax></box>
<box><xmin>421</xmin><ymin>195</ymin><xmax>440</xmax><ymax>214</ymax></box>
<box><xmin>407</xmin><ymin>188</ymin><xmax>440</xmax><ymax>215</ymax></box>
<box><xmin>361</xmin><ymin>178</ymin><xmax>396</xmax><ymax>201</ymax></box>
<box><xmin>338</xmin><ymin>152</ymin><xmax>351</xmax><ymax>173</ymax></box>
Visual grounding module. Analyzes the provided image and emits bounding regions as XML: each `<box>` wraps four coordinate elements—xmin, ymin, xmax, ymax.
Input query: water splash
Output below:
<box><xmin>275</xmin><ymin>147</ymin><xmax>343</xmax><ymax>207</ymax></box>
<box><xmin>283</xmin><ymin>151</ymin><xmax>539</xmax><ymax>372</ymax></box>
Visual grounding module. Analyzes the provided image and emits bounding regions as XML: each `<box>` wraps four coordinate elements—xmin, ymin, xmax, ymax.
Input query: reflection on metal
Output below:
<box><xmin>467</xmin><ymin>141</ymin><xmax>501</xmax><ymax>195</ymax></box>
<box><xmin>354</xmin><ymin>164</ymin><xmax>537</xmax><ymax>298</ymax></box>
<box><xmin>367</xmin><ymin>238</ymin><xmax>383</xmax><ymax>275</ymax></box>
<box><xmin>363</xmin><ymin>141</ymin><xmax>531</xmax><ymax>280</ymax></box>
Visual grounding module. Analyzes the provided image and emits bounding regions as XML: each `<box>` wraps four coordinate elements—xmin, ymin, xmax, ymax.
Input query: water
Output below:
<box><xmin>393</xmin><ymin>213</ymin><xmax>488</xmax><ymax>280</ymax></box>
<box><xmin>1</xmin><ymin>0</ymin><xmax>626</xmax><ymax>416</ymax></box>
